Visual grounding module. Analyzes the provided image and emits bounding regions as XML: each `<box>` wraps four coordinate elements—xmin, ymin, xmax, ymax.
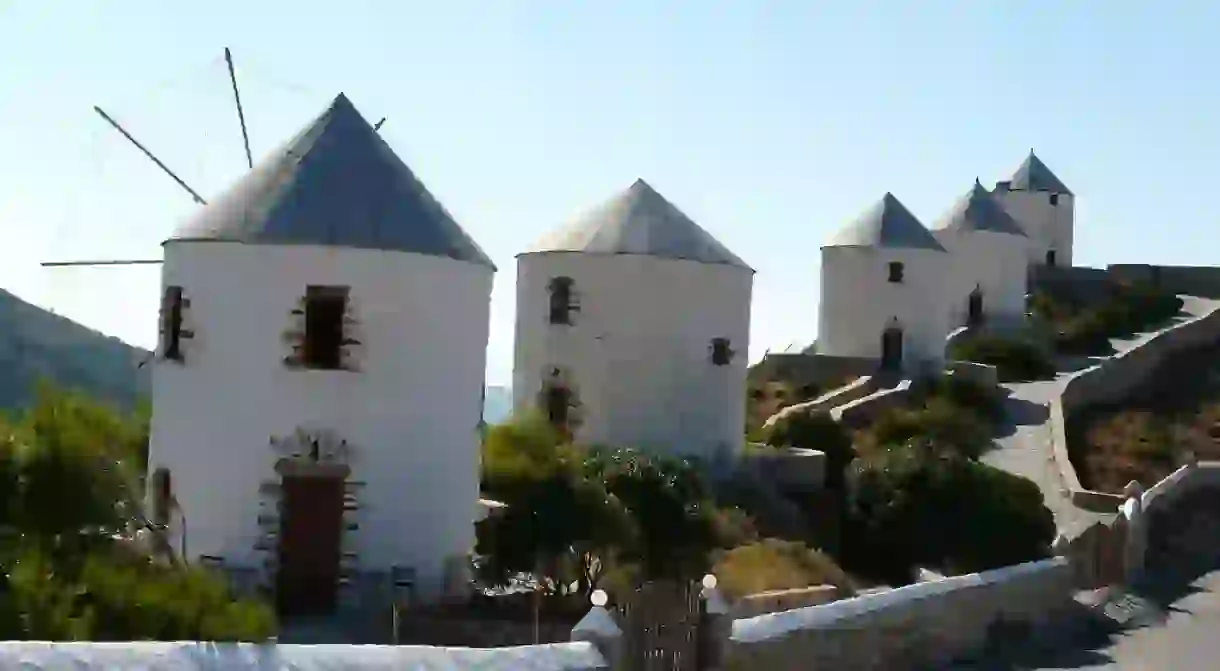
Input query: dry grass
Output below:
<box><xmin>1071</xmin><ymin>342</ymin><xmax>1220</xmax><ymax>493</ymax></box>
<box><xmin>712</xmin><ymin>539</ymin><xmax>856</xmax><ymax>601</ymax></box>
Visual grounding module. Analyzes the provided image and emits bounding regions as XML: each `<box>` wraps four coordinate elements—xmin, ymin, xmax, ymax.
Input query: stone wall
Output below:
<box><xmin>738</xmin><ymin>446</ymin><xmax>827</xmax><ymax>491</ymax></box>
<box><xmin>726</xmin><ymin>557</ymin><xmax>1076</xmax><ymax>670</ymax></box>
<box><xmin>749</xmin><ymin>352</ymin><xmax>878</xmax><ymax>388</ymax></box>
<box><xmin>1108</xmin><ymin>264</ymin><xmax>1220</xmax><ymax>299</ymax></box>
<box><xmin>1050</xmin><ymin>299</ymin><xmax>1220</xmax><ymax>507</ymax></box>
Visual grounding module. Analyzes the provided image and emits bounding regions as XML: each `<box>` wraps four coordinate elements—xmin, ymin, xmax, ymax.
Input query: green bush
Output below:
<box><xmin>712</xmin><ymin>539</ymin><xmax>856</xmax><ymax>600</ymax></box>
<box><xmin>949</xmin><ymin>336</ymin><xmax>1056</xmax><ymax>383</ymax></box>
<box><xmin>861</xmin><ymin>399</ymin><xmax>993</xmax><ymax>461</ymax></box>
<box><xmin>762</xmin><ymin>410</ymin><xmax>856</xmax><ymax>490</ymax></box>
<box><xmin>1045</xmin><ymin>282</ymin><xmax>1183</xmax><ymax>356</ymax></box>
<box><xmin>843</xmin><ymin>448</ymin><xmax>1055</xmax><ymax>584</ymax></box>
<box><xmin>920</xmin><ymin>373</ymin><xmax>1004</xmax><ymax>425</ymax></box>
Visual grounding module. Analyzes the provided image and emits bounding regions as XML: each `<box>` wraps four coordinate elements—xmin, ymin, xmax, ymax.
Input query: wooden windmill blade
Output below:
<box><xmin>41</xmin><ymin>47</ymin><xmax>390</xmax><ymax>271</ymax></box>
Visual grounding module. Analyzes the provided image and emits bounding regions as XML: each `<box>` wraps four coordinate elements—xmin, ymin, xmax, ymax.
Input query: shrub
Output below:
<box><xmin>843</xmin><ymin>449</ymin><xmax>1054</xmax><ymax>583</ymax></box>
<box><xmin>1079</xmin><ymin>410</ymin><xmax>1179</xmax><ymax>493</ymax></box>
<box><xmin>949</xmin><ymin>336</ymin><xmax>1056</xmax><ymax>383</ymax></box>
<box><xmin>712</xmin><ymin>539</ymin><xmax>856</xmax><ymax>600</ymax></box>
<box><xmin>762</xmin><ymin>410</ymin><xmax>856</xmax><ymax>490</ymax></box>
<box><xmin>918</xmin><ymin>373</ymin><xmax>1004</xmax><ymax>425</ymax></box>
<box><xmin>860</xmin><ymin>399</ymin><xmax>993</xmax><ymax>461</ymax></box>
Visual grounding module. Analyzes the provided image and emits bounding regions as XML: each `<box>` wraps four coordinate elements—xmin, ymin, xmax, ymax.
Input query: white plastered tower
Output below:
<box><xmin>932</xmin><ymin>181</ymin><xmax>1031</xmax><ymax>332</ymax></box>
<box><xmin>816</xmin><ymin>193</ymin><xmax>954</xmax><ymax>375</ymax></box>
<box><xmin>146</xmin><ymin>93</ymin><xmax>495</xmax><ymax>610</ymax></box>
<box><xmin>513</xmin><ymin>179</ymin><xmax>753</xmax><ymax>464</ymax></box>
<box><xmin>991</xmin><ymin>150</ymin><xmax>1075</xmax><ymax>268</ymax></box>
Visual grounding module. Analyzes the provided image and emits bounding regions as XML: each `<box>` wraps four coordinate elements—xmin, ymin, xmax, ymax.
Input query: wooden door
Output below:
<box><xmin>880</xmin><ymin>327</ymin><xmax>904</xmax><ymax>372</ymax></box>
<box><xmin>277</xmin><ymin>474</ymin><xmax>345</xmax><ymax>616</ymax></box>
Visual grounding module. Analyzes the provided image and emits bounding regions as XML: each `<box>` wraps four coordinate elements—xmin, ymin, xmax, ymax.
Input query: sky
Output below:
<box><xmin>2</xmin><ymin>1</ymin><xmax>1219</xmax><ymax>387</ymax></box>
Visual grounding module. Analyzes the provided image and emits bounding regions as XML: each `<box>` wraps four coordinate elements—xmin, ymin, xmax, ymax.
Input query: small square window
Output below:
<box><xmin>887</xmin><ymin>262</ymin><xmax>904</xmax><ymax>283</ymax></box>
<box><xmin>1049</xmin><ymin>193</ymin><xmax>1060</xmax><ymax>206</ymax></box>
<box><xmin>711</xmin><ymin>338</ymin><xmax>734</xmax><ymax>366</ymax></box>
<box><xmin>548</xmin><ymin>277</ymin><xmax>577</xmax><ymax>325</ymax></box>
<box><xmin>160</xmin><ymin>286</ymin><xmax>185</xmax><ymax>361</ymax></box>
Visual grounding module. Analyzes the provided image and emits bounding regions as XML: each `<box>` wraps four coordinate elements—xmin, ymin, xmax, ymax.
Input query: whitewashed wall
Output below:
<box><xmin>992</xmin><ymin>190</ymin><xmax>1074</xmax><ymax>267</ymax></box>
<box><xmin>816</xmin><ymin>246</ymin><xmax>953</xmax><ymax>373</ymax></box>
<box><xmin>935</xmin><ymin>228</ymin><xmax>1030</xmax><ymax>330</ymax></box>
<box><xmin>513</xmin><ymin>253</ymin><xmax>752</xmax><ymax>462</ymax></box>
<box><xmin>147</xmin><ymin>242</ymin><xmax>493</xmax><ymax>600</ymax></box>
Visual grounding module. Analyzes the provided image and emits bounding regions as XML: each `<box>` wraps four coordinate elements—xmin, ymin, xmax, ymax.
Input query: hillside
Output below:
<box><xmin>0</xmin><ymin>289</ymin><xmax>151</xmax><ymax>411</ymax></box>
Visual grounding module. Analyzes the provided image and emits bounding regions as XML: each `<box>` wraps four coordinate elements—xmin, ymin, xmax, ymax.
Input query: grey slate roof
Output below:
<box><xmin>932</xmin><ymin>181</ymin><xmax>1028</xmax><ymax>237</ymax></box>
<box><xmin>1005</xmin><ymin>151</ymin><xmax>1072</xmax><ymax>195</ymax></box>
<box><xmin>524</xmin><ymin>178</ymin><xmax>752</xmax><ymax>270</ymax></box>
<box><xmin>826</xmin><ymin>192</ymin><xmax>946</xmax><ymax>252</ymax></box>
<box><xmin>168</xmin><ymin>93</ymin><xmax>495</xmax><ymax>269</ymax></box>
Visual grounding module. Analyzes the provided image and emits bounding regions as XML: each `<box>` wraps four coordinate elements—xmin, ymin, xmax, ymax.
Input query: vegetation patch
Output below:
<box><xmin>948</xmin><ymin>335</ymin><xmax>1056</xmax><ymax>382</ymax></box>
<box><xmin>712</xmin><ymin>539</ymin><xmax>856</xmax><ymax>601</ymax></box>
<box><xmin>1031</xmin><ymin>281</ymin><xmax>1184</xmax><ymax>357</ymax></box>
<box><xmin>0</xmin><ymin>384</ymin><xmax>275</xmax><ymax>641</ymax></box>
<box><xmin>1068</xmin><ymin>342</ymin><xmax>1220</xmax><ymax>493</ymax></box>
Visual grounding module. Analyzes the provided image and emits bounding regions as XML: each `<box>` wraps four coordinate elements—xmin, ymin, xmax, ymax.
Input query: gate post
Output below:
<box><xmin>571</xmin><ymin>590</ymin><xmax>624</xmax><ymax>670</ymax></box>
<box><xmin>695</xmin><ymin>574</ymin><xmax>731</xmax><ymax>670</ymax></box>
<box><xmin>1121</xmin><ymin>480</ymin><xmax>1146</xmax><ymax>585</ymax></box>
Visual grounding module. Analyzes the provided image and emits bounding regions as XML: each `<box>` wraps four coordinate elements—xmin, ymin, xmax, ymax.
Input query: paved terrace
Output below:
<box><xmin>981</xmin><ymin>295</ymin><xmax>1220</xmax><ymax>537</ymax></box>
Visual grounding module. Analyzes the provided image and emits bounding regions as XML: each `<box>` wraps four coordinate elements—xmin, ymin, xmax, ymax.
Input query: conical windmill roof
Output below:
<box><xmin>524</xmin><ymin>179</ymin><xmax>751</xmax><ymax>270</ymax></box>
<box><xmin>1004</xmin><ymin>151</ymin><xmax>1073</xmax><ymax>195</ymax></box>
<box><xmin>933</xmin><ymin>181</ymin><xmax>1028</xmax><ymax>237</ymax></box>
<box><xmin>168</xmin><ymin>93</ymin><xmax>494</xmax><ymax>269</ymax></box>
<box><xmin>826</xmin><ymin>192</ymin><xmax>946</xmax><ymax>252</ymax></box>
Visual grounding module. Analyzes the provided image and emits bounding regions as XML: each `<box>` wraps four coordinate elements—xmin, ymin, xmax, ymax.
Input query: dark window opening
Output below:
<box><xmin>710</xmin><ymin>338</ymin><xmax>734</xmax><ymax>366</ymax></box>
<box><xmin>888</xmin><ymin>262</ymin><xmax>905</xmax><ymax>283</ymax></box>
<box><xmin>303</xmin><ymin>286</ymin><xmax>349</xmax><ymax>370</ymax></box>
<box><xmin>161</xmin><ymin>286</ymin><xmax>185</xmax><ymax>361</ymax></box>
<box><xmin>548</xmin><ymin>277</ymin><xmax>577</xmax><ymax>325</ymax></box>
<box><xmin>1049</xmin><ymin>193</ymin><xmax>1060</xmax><ymax>206</ymax></box>
<box><xmin>544</xmin><ymin>385</ymin><xmax>571</xmax><ymax>430</ymax></box>
<box><xmin>1045</xmin><ymin>250</ymin><xmax>1057</xmax><ymax>267</ymax></box>
<box><xmin>967</xmin><ymin>288</ymin><xmax>985</xmax><ymax>327</ymax></box>
<box><xmin>151</xmin><ymin>467</ymin><xmax>172</xmax><ymax>526</ymax></box>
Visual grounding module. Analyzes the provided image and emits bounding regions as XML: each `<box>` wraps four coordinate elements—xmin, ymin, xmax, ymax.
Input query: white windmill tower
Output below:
<box><xmin>42</xmin><ymin>49</ymin><xmax>495</xmax><ymax>617</ymax></box>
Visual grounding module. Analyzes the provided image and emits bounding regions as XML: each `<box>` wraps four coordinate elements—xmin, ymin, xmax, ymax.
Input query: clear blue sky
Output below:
<box><xmin>2</xmin><ymin>1</ymin><xmax>1218</xmax><ymax>386</ymax></box>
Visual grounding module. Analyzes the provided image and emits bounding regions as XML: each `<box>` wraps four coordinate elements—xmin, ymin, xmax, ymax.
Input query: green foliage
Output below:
<box><xmin>0</xmin><ymin>384</ymin><xmax>276</xmax><ymax>642</ymax></box>
<box><xmin>844</xmin><ymin>448</ymin><xmax>1055</xmax><ymax>583</ymax></box>
<box><xmin>949</xmin><ymin>336</ymin><xmax>1056</xmax><ymax>382</ymax></box>
<box><xmin>712</xmin><ymin>539</ymin><xmax>856</xmax><ymax>600</ymax></box>
<box><xmin>861</xmin><ymin>399</ymin><xmax>994</xmax><ymax>461</ymax></box>
<box><xmin>583</xmin><ymin>447</ymin><xmax>725</xmax><ymax>581</ymax></box>
<box><xmin>917</xmin><ymin>373</ymin><xmax>1004</xmax><ymax>426</ymax></box>
<box><xmin>762</xmin><ymin>410</ymin><xmax>856</xmax><ymax>491</ymax></box>
<box><xmin>1034</xmin><ymin>283</ymin><xmax>1185</xmax><ymax>356</ymax></box>
<box><xmin>478</xmin><ymin>418</ymin><xmax>734</xmax><ymax>591</ymax></box>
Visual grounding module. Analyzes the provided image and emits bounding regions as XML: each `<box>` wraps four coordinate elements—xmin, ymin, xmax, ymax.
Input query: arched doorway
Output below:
<box><xmin>1045</xmin><ymin>249</ymin><xmax>1057</xmax><ymax>266</ymax></box>
<box><xmin>967</xmin><ymin>287</ymin><xmax>985</xmax><ymax>327</ymax></box>
<box><xmin>880</xmin><ymin>326</ymin><xmax>904</xmax><ymax>372</ymax></box>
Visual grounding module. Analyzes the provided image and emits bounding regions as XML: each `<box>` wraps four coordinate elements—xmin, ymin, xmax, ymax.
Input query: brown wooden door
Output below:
<box><xmin>277</xmin><ymin>475</ymin><xmax>345</xmax><ymax>616</ymax></box>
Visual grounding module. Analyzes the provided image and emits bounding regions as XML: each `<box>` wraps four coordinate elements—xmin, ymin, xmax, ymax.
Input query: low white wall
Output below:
<box><xmin>727</xmin><ymin>557</ymin><xmax>1075</xmax><ymax>669</ymax></box>
<box><xmin>0</xmin><ymin>641</ymin><xmax>609</xmax><ymax>671</ymax></box>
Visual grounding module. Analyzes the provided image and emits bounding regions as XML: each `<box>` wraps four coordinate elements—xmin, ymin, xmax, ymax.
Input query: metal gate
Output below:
<box><xmin>614</xmin><ymin>580</ymin><xmax>706</xmax><ymax>671</ymax></box>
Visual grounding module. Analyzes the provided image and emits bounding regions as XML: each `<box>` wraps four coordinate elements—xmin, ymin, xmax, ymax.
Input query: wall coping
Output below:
<box><xmin>1049</xmin><ymin>300</ymin><xmax>1220</xmax><ymax>512</ymax></box>
<box><xmin>0</xmin><ymin>641</ymin><xmax>608</xmax><ymax>670</ymax></box>
<box><xmin>730</xmin><ymin>557</ymin><xmax>1069</xmax><ymax>644</ymax></box>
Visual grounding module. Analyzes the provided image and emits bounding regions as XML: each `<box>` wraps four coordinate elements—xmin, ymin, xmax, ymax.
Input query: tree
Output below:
<box><xmin>0</xmin><ymin>384</ymin><xmax>276</xmax><ymax>642</ymax></box>
<box><xmin>583</xmin><ymin>447</ymin><xmax>725</xmax><ymax>582</ymax></box>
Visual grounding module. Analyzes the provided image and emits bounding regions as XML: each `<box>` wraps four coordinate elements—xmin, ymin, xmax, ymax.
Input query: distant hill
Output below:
<box><xmin>0</xmin><ymin>289</ymin><xmax>151</xmax><ymax>411</ymax></box>
<box><xmin>483</xmin><ymin>385</ymin><xmax>513</xmax><ymax>425</ymax></box>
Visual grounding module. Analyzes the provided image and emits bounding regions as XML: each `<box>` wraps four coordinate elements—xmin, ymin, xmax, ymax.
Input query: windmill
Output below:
<box><xmin>40</xmin><ymin>47</ymin><xmax>388</xmax><ymax>270</ymax></box>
